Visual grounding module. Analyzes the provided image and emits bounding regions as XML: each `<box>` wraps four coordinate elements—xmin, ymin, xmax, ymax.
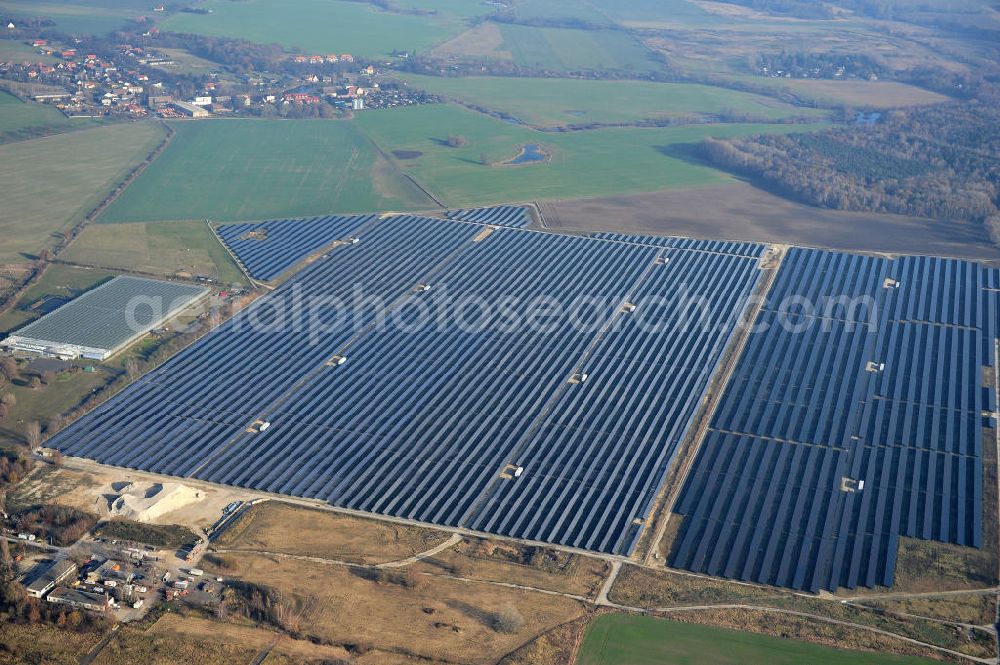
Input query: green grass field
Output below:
<box><xmin>356</xmin><ymin>103</ymin><xmax>820</xmax><ymax>206</ymax></box>
<box><xmin>499</xmin><ymin>23</ymin><xmax>660</xmax><ymax>72</ymax></box>
<box><xmin>99</xmin><ymin>119</ymin><xmax>435</xmax><ymax>223</ymax></box>
<box><xmin>400</xmin><ymin>75</ymin><xmax>827</xmax><ymax>127</ymax></box>
<box><xmin>392</xmin><ymin>0</ymin><xmax>497</xmax><ymax>19</ymax></box>
<box><xmin>509</xmin><ymin>0</ymin><xmax>611</xmax><ymax>25</ymax></box>
<box><xmin>0</xmin><ymin>364</ymin><xmax>107</xmax><ymax>441</ymax></box>
<box><xmin>0</xmin><ymin>1</ymin><xmax>140</xmax><ymax>35</ymax></box>
<box><xmin>95</xmin><ymin>105</ymin><xmax>824</xmax><ymax>225</ymax></box>
<box><xmin>594</xmin><ymin>0</ymin><xmax>722</xmax><ymax>28</ymax></box>
<box><xmin>0</xmin><ymin>264</ymin><xmax>114</xmax><ymax>334</ymax></box>
<box><xmin>0</xmin><ymin>90</ymin><xmax>103</xmax><ymax>142</ymax></box>
<box><xmin>0</xmin><ymin>122</ymin><xmax>165</xmax><ymax>263</ymax></box>
<box><xmin>721</xmin><ymin>75</ymin><xmax>950</xmax><ymax>108</ymax></box>
<box><xmin>61</xmin><ymin>220</ymin><xmax>247</xmax><ymax>283</ymax></box>
<box><xmin>161</xmin><ymin>0</ymin><xmax>466</xmax><ymax>57</ymax></box>
<box><xmin>0</xmin><ymin>40</ymin><xmax>59</xmax><ymax>63</ymax></box>
<box><xmin>577</xmin><ymin>615</ymin><xmax>944</xmax><ymax>665</ymax></box>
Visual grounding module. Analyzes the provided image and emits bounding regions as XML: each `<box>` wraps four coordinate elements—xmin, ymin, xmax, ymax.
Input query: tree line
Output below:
<box><xmin>701</xmin><ymin>99</ymin><xmax>1000</xmax><ymax>242</ymax></box>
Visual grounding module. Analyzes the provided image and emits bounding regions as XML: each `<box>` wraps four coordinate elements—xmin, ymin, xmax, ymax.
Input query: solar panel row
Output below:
<box><xmin>49</xmin><ymin>215</ymin><xmax>763</xmax><ymax>555</ymax></box>
<box><xmin>590</xmin><ymin>232</ymin><xmax>766</xmax><ymax>259</ymax></box>
<box><xmin>671</xmin><ymin>248</ymin><xmax>994</xmax><ymax>591</ymax></box>
<box><xmin>215</xmin><ymin>214</ymin><xmax>377</xmax><ymax>281</ymax></box>
<box><xmin>470</xmin><ymin>249</ymin><xmax>762</xmax><ymax>553</ymax></box>
<box><xmin>445</xmin><ymin>205</ymin><xmax>531</xmax><ymax>228</ymax></box>
<box><xmin>197</xmin><ymin>230</ymin><xmax>661</xmax><ymax>533</ymax></box>
<box><xmin>51</xmin><ymin>216</ymin><xmax>482</xmax><ymax>476</ymax></box>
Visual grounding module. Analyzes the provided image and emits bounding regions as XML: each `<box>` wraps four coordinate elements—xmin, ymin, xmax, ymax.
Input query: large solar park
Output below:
<box><xmin>48</xmin><ymin>205</ymin><xmax>999</xmax><ymax>593</ymax></box>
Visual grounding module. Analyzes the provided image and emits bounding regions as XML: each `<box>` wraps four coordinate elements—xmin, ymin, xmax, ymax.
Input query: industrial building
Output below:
<box><xmin>47</xmin><ymin>587</ymin><xmax>113</xmax><ymax>612</ymax></box>
<box><xmin>25</xmin><ymin>559</ymin><xmax>78</xmax><ymax>598</ymax></box>
<box><xmin>1</xmin><ymin>275</ymin><xmax>208</xmax><ymax>360</ymax></box>
<box><xmin>170</xmin><ymin>100</ymin><xmax>210</xmax><ymax>117</ymax></box>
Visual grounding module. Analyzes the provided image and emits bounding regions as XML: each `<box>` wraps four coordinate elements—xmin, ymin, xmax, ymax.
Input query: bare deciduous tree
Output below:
<box><xmin>24</xmin><ymin>420</ymin><xmax>42</xmax><ymax>448</ymax></box>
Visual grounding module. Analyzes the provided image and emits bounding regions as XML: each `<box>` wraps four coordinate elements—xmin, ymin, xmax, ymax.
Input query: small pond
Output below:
<box><xmin>504</xmin><ymin>144</ymin><xmax>548</xmax><ymax>165</ymax></box>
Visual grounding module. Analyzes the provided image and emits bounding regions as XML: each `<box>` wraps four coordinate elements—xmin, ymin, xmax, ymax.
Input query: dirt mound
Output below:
<box><xmin>98</xmin><ymin>481</ymin><xmax>203</xmax><ymax>522</ymax></box>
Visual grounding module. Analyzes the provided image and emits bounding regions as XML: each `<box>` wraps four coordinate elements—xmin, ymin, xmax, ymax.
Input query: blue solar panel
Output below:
<box><xmin>50</xmin><ymin>216</ymin><xmax>480</xmax><ymax>475</ymax></box>
<box><xmin>446</xmin><ymin>205</ymin><xmax>531</xmax><ymax>228</ymax></box>
<box><xmin>48</xmin><ymin>216</ymin><xmax>762</xmax><ymax>556</ymax></box>
<box><xmin>48</xmin><ymin>219</ymin><xmax>995</xmax><ymax>571</ymax></box>
<box><xmin>590</xmin><ymin>232</ymin><xmax>766</xmax><ymax>258</ymax></box>
<box><xmin>196</xmin><ymin>230</ymin><xmax>662</xmax><ymax>535</ymax></box>
<box><xmin>470</xmin><ymin>249</ymin><xmax>762</xmax><ymax>553</ymax></box>
<box><xmin>216</xmin><ymin>214</ymin><xmax>377</xmax><ymax>281</ymax></box>
<box><xmin>670</xmin><ymin>247</ymin><xmax>994</xmax><ymax>591</ymax></box>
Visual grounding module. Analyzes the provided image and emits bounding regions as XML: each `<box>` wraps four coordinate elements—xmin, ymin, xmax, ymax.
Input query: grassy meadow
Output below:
<box><xmin>95</xmin><ymin>107</ymin><xmax>825</xmax><ymax>223</ymax></box>
<box><xmin>0</xmin><ymin>40</ymin><xmax>59</xmax><ymax>63</ymax></box>
<box><xmin>577</xmin><ymin>614</ymin><xmax>946</xmax><ymax>665</ymax></box>
<box><xmin>0</xmin><ymin>264</ymin><xmax>114</xmax><ymax>334</ymax></box>
<box><xmin>99</xmin><ymin>119</ymin><xmax>435</xmax><ymax>223</ymax></box>
<box><xmin>596</xmin><ymin>0</ymin><xmax>723</xmax><ymax>28</ymax></box>
<box><xmin>0</xmin><ymin>0</ymin><xmax>141</xmax><ymax>35</ymax></box>
<box><xmin>401</xmin><ymin>74</ymin><xmax>827</xmax><ymax>127</ymax></box>
<box><xmin>356</xmin><ymin>103</ymin><xmax>821</xmax><ymax>207</ymax></box>
<box><xmin>61</xmin><ymin>220</ymin><xmax>247</xmax><ymax>283</ymax></box>
<box><xmin>499</xmin><ymin>23</ymin><xmax>660</xmax><ymax>72</ymax></box>
<box><xmin>160</xmin><ymin>0</ymin><xmax>468</xmax><ymax>56</ymax></box>
<box><xmin>0</xmin><ymin>91</ymin><xmax>103</xmax><ymax>142</ymax></box>
<box><xmin>723</xmin><ymin>75</ymin><xmax>951</xmax><ymax>108</ymax></box>
<box><xmin>0</xmin><ymin>122</ymin><xmax>165</xmax><ymax>263</ymax></box>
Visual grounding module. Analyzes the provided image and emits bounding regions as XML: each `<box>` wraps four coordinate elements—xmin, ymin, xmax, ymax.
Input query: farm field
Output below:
<box><xmin>499</xmin><ymin>23</ymin><xmax>661</xmax><ymax>72</ymax></box>
<box><xmin>400</xmin><ymin>74</ymin><xmax>827</xmax><ymax>127</ymax></box>
<box><xmin>160</xmin><ymin>0</ymin><xmax>467</xmax><ymax>57</ymax></box>
<box><xmin>597</xmin><ymin>0</ymin><xmax>724</xmax><ymax>28</ymax></box>
<box><xmin>506</xmin><ymin>0</ymin><xmax>611</xmax><ymax>25</ymax></box>
<box><xmin>392</xmin><ymin>0</ymin><xmax>497</xmax><ymax>19</ymax></box>
<box><xmin>725</xmin><ymin>76</ymin><xmax>951</xmax><ymax>108</ymax></box>
<box><xmin>0</xmin><ymin>0</ymin><xmax>141</xmax><ymax>35</ymax></box>
<box><xmin>0</xmin><ymin>121</ymin><xmax>166</xmax><ymax>263</ymax></box>
<box><xmin>61</xmin><ymin>220</ymin><xmax>247</xmax><ymax>283</ymax></box>
<box><xmin>0</xmin><ymin>40</ymin><xmax>59</xmax><ymax>63</ymax></box>
<box><xmin>0</xmin><ymin>90</ymin><xmax>101</xmax><ymax>142</ymax></box>
<box><xmin>538</xmin><ymin>181</ymin><xmax>1000</xmax><ymax>260</ymax></box>
<box><xmin>577</xmin><ymin>614</ymin><xmax>946</xmax><ymax>665</ymax></box>
<box><xmin>356</xmin><ymin>103</ymin><xmax>821</xmax><ymax>207</ymax></box>
<box><xmin>99</xmin><ymin>119</ymin><xmax>434</xmax><ymax>224</ymax></box>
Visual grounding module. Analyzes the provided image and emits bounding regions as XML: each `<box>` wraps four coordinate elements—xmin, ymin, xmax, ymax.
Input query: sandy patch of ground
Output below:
<box><xmin>34</xmin><ymin>459</ymin><xmax>257</xmax><ymax>533</ymax></box>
